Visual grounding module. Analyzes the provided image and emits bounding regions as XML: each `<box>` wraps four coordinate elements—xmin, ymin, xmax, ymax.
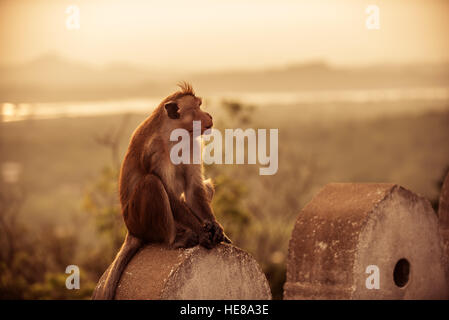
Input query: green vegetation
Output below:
<box><xmin>0</xmin><ymin>100</ymin><xmax>448</xmax><ymax>299</ymax></box>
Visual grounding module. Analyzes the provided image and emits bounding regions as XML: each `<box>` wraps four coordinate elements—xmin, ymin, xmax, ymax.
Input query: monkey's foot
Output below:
<box><xmin>172</xmin><ymin>228</ymin><xmax>199</xmax><ymax>249</ymax></box>
<box><xmin>199</xmin><ymin>232</ymin><xmax>215</xmax><ymax>249</ymax></box>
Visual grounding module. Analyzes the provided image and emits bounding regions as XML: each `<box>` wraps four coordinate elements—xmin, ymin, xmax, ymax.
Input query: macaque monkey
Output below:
<box><xmin>92</xmin><ymin>82</ymin><xmax>230</xmax><ymax>300</ymax></box>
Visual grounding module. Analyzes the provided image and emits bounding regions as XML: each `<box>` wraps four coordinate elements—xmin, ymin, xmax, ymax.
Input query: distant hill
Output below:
<box><xmin>191</xmin><ymin>61</ymin><xmax>449</xmax><ymax>93</ymax></box>
<box><xmin>0</xmin><ymin>54</ymin><xmax>168</xmax><ymax>102</ymax></box>
<box><xmin>1</xmin><ymin>54</ymin><xmax>448</xmax><ymax>102</ymax></box>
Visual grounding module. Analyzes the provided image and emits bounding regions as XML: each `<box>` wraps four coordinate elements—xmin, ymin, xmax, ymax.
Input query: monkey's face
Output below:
<box><xmin>165</xmin><ymin>95</ymin><xmax>213</xmax><ymax>134</ymax></box>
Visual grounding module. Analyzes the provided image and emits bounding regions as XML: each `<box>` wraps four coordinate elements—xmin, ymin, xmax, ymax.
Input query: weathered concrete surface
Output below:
<box><xmin>96</xmin><ymin>243</ymin><xmax>271</xmax><ymax>300</ymax></box>
<box><xmin>439</xmin><ymin>172</ymin><xmax>449</xmax><ymax>291</ymax></box>
<box><xmin>439</xmin><ymin>172</ymin><xmax>449</xmax><ymax>229</ymax></box>
<box><xmin>284</xmin><ymin>183</ymin><xmax>448</xmax><ymax>300</ymax></box>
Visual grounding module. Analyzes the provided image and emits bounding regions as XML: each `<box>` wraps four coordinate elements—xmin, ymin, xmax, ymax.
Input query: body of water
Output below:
<box><xmin>2</xmin><ymin>87</ymin><xmax>449</xmax><ymax>122</ymax></box>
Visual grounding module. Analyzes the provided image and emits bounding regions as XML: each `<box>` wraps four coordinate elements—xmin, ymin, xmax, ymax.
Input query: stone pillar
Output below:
<box><xmin>96</xmin><ymin>244</ymin><xmax>272</xmax><ymax>300</ymax></box>
<box><xmin>439</xmin><ymin>172</ymin><xmax>449</xmax><ymax>291</ymax></box>
<box><xmin>439</xmin><ymin>172</ymin><xmax>449</xmax><ymax>229</ymax></box>
<box><xmin>284</xmin><ymin>183</ymin><xmax>448</xmax><ymax>300</ymax></box>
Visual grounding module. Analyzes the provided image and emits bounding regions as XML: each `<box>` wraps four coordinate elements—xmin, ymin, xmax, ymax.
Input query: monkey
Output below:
<box><xmin>92</xmin><ymin>82</ymin><xmax>231</xmax><ymax>300</ymax></box>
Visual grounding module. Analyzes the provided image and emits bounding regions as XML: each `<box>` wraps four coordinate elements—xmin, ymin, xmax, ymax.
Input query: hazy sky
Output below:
<box><xmin>1</xmin><ymin>0</ymin><xmax>448</xmax><ymax>71</ymax></box>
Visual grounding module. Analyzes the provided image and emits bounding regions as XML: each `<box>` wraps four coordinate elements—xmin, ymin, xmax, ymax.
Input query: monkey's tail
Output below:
<box><xmin>92</xmin><ymin>232</ymin><xmax>142</xmax><ymax>300</ymax></box>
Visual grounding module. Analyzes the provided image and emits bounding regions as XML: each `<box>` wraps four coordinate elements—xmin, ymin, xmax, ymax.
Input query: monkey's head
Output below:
<box><xmin>163</xmin><ymin>84</ymin><xmax>213</xmax><ymax>135</ymax></box>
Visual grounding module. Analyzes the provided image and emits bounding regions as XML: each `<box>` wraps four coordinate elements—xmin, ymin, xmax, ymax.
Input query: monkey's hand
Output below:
<box><xmin>202</xmin><ymin>220</ymin><xmax>226</xmax><ymax>247</ymax></box>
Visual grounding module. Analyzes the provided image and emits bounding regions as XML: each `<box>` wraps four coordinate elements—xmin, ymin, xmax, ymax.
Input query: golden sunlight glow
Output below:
<box><xmin>2</xmin><ymin>103</ymin><xmax>15</xmax><ymax>118</ymax></box>
<box><xmin>0</xmin><ymin>0</ymin><xmax>448</xmax><ymax>71</ymax></box>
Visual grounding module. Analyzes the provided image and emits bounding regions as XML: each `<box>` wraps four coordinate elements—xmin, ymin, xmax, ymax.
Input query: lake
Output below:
<box><xmin>2</xmin><ymin>87</ymin><xmax>449</xmax><ymax>122</ymax></box>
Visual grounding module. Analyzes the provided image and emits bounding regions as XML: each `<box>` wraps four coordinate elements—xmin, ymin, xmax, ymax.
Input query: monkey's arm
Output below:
<box><xmin>166</xmin><ymin>190</ymin><xmax>217</xmax><ymax>249</ymax></box>
<box><xmin>186</xmin><ymin>184</ymin><xmax>216</xmax><ymax>221</ymax></box>
<box><xmin>185</xmin><ymin>178</ymin><xmax>231</xmax><ymax>244</ymax></box>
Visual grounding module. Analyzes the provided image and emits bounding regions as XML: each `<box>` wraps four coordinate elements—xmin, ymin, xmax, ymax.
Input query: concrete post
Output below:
<box><xmin>284</xmin><ymin>183</ymin><xmax>448</xmax><ymax>299</ymax></box>
<box><xmin>439</xmin><ymin>172</ymin><xmax>449</xmax><ymax>291</ymax></box>
<box><xmin>96</xmin><ymin>244</ymin><xmax>272</xmax><ymax>300</ymax></box>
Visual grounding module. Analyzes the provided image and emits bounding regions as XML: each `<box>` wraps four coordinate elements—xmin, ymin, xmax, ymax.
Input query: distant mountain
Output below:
<box><xmin>191</xmin><ymin>61</ymin><xmax>449</xmax><ymax>93</ymax></box>
<box><xmin>0</xmin><ymin>54</ymin><xmax>168</xmax><ymax>102</ymax></box>
<box><xmin>1</xmin><ymin>54</ymin><xmax>448</xmax><ymax>102</ymax></box>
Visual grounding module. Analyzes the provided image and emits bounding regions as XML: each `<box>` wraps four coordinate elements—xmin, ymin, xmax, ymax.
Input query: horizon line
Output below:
<box><xmin>1</xmin><ymin>51</ymin><xmax>449</xmax><ymax>74</ymax></box>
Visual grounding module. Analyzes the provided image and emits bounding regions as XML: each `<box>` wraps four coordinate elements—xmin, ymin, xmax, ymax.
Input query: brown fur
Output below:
<box><xmin>92</xmin><ymin>83</ymin><xmax>230</xmax><ymax>300</ymax></box>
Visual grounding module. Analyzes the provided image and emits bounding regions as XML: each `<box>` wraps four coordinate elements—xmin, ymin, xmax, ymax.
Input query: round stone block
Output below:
<box><xmin>439</xmin><ymin>172</ymin><xmax>449</xmax><ymax>290</ymax></box>
<box><xmin>97</xmin><ymin>243</ymin><xmax>272</xmax><ymax>300</ymax></box>
<box><xmin>284</xmin><ymin>183</ymin><xmax>448</xmax><ymax>299</ymax></box>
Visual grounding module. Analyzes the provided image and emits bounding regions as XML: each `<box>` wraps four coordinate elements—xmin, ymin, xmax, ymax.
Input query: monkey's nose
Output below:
<box><xmin>206</xmin><ymin>112</ymin><xmax>213</xmax><ymax>120</ymax></box>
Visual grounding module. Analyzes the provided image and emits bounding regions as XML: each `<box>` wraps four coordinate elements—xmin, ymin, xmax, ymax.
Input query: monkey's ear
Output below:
<box><xmin>164</xmin><ymin>102</ymin><xmax>180</xmax><ymax>119</ymax></box>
